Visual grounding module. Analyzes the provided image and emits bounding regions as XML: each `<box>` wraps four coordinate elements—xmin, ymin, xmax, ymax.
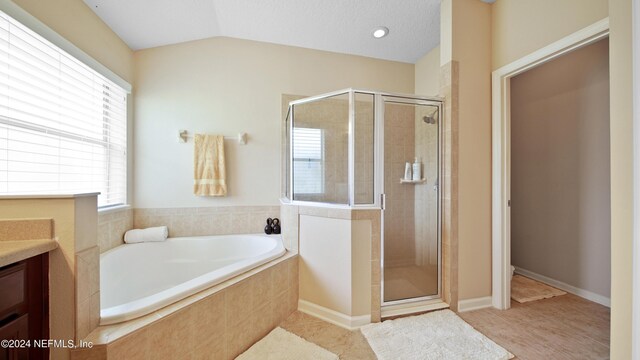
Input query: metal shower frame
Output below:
<box><xmin>286</xmin><ymin>88</ymin><xmax>445</xmax><ymax>307</ymax></box>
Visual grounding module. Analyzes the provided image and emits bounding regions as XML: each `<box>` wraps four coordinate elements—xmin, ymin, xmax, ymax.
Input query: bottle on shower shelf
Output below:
<box><xmin>404</xmin><ymin>162</ymin><xmax>412</xmax><ymax>180</ymax></box>
<box><xmin>412</xmin><ymin>157</ymin><xmax>422</xmax><ymax>181</ymax></box>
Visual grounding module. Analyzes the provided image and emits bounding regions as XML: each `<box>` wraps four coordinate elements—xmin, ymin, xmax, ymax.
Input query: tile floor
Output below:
<box><xmin>280</xmin><ymin>312</ymin><xmax>376</xmax><ymax>360</ymax></box>
<box><xmin>383</xmin><ymin>264</ymin><xmax>438</xmax><ymax>302</ymax></box>
<box><xmin>460</xmin><ymin>293</ymin><xmax>610</xmax><ymax>360</ymax></box>
<box><xmin>280</xmin><ymin>293</ymin><xmax>610</xmax><ymax>360</ymax></box>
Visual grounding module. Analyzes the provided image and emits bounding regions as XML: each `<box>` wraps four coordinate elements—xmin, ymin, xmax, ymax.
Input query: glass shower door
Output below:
<box><xmin>382</xmin><ymin>96</ymin><xmax>441</xmax><ymax>304</ymax></box>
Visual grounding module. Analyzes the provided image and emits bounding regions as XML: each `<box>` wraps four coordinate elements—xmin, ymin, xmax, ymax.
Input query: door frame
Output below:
<box><xmin>491</xmin><ymin>18</ymin><xmax>610</xmax><ymax>309</ymax></box>
<box><xmin>379</xmin><ymin>94</ymin><xmax>444</xmax><ymax>307</ymax></box>
<box><xmin>632</xmin><ymin>0</ymin><xmax>640</xmax><ymax>358</ymax></box>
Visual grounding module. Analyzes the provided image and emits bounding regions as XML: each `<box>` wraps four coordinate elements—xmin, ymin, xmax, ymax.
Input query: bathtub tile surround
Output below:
<box><xmin>101</xmin><ymin>234</ymin><xmax>285</xmax><ymax>324</ymax></box>
<box><xmin>72</xmin><ymin>254</ymin><xmax>298</xmax><ymax>360</ymax></box>
<box><xmin>98</xmin><ymin>207</ymin><xmax>133</xmax><ymax>253</ymax></box>
<box><xmin>76</xmin><ymin>246</ymin><xmax>101</xmax><ymax>340</ymax></box>
<box><xmin>96</xmin><ymin>206</ymin><xmax>283</xmax><ymax>254</ymax></box>
<box><xmin>134</xmin><ymin>206</ymin><xmax>281</xmax><ymax>238</ymax></box>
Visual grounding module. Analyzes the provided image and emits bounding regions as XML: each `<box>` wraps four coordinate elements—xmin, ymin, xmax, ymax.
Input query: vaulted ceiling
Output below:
<box><xmin>83</xmin><ymin>0</ymin><xmax>440</xmax><ymax>63</ymax></box>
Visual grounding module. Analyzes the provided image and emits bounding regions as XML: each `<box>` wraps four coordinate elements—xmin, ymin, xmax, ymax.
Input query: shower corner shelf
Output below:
<box><xmin>400</xmin><ymin>178</ymin><xmax>427</xmax><ymax>184</ymax></box>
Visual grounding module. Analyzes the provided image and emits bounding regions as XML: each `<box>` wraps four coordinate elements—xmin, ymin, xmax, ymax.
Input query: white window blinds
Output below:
<box><xmin>0</xmin><ymin>10</ymin><xmax>128</xmax><ymax>207</ymax></box>
<box><xmin>293</xmin><ymin>127</ymin><xmax>323</xmax><ymax>194</ymax></box>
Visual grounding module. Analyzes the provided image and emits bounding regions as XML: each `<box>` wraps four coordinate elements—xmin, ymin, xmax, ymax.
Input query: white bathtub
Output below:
<box><xmin>100</xmin><ymin>234</ymin><xmax>286</xmax><ymax>325</ymax></box>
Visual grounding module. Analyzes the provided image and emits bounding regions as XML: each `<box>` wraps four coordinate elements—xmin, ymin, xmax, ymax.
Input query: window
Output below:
<box><xmin>293</xmin><ymin>127</ymin><xmax>323</xmax><ymax>194</ymax></box>
<box><xmin>0</xmin><ymin>10</ymin><xmax>128</xmax><ymax>208</ymax></box>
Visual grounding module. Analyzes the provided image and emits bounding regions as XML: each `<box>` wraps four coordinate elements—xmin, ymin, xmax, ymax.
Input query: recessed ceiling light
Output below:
<box><xmin>373</xmin><ymin>27</ymin><xmax>389</xmax><ymax>39</ymax></box>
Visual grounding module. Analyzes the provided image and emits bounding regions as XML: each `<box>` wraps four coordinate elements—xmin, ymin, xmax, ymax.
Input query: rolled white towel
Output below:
<box><xmin>124</xmin><ymin>226</ymin><xmax>169</xmax><ymax>244</ymax></box>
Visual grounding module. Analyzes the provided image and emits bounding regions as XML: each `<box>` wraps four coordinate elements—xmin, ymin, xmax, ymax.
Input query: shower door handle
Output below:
<box><xmin>381</xmin><ymin>193</ymin><xmax>386</xmax><ymax>210</ymax></box>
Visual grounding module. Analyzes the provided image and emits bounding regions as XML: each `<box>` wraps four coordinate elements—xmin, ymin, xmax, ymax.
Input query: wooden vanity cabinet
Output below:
<box><xmin>0</xmin><ymin>255</ymin><xmax>49</xmax><ymax>360</ymax></box>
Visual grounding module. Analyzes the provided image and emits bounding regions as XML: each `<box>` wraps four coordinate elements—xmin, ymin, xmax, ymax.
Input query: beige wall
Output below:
<box><xmin>510</xmin><ymin>39</ymin><xmax>610</xmax><ymax>298</ymax></box>
<box><xmin>491</xmin><ymin>0</ymin><xmax>608</xmax><ymax>70</ymax></box>
<box><xmin>133</xmin><ymin>37</ymin><xmax>414</xmax><ymax>208</ymax></box>
<box><xmin>10</xmin><ymin>0</ymin><xmax>134</xmax><ymax>83</ymax></box>
<box><xmin>608</xmin><ymin>0</ymin><xmax>633</xmax><ymax>357</ymax></box>
<box><xmin>415</xmin><ymin>45</ymin><xmax>441</xmax><ymax>96</ymax></box>
<box><xmin>446</xmin><ymin>0</ymin><xmax>493</xmax><ymax>301</ymax></box>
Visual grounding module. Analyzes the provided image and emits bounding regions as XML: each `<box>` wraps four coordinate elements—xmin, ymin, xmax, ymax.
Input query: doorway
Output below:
<box><xmin>491</xmin><ymin>19</ymin><xmax>610</xmax><ymax>309</ymax></box>
<box><xmin>509</xmin><ymin>37</ymin><xmax>610</xmax><ymax>306</ymax></box>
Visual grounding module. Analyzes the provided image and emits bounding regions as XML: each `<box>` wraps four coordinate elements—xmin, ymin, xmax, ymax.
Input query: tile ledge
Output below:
<box><xmin>98</xmin><ymin>204</ymin><xmax>131</xmax><ymax>214</ymax></box>
<box><xmin>0</xmin><ymin>192</ymin><xmax>99</xmax><ymax>200</ymax></box>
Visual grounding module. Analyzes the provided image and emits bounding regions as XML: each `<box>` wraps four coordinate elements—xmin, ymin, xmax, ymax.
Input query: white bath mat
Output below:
<box><xmin>360</xmin><ymin>309</ymin><xmax>513</xmax><ymax>360</ymax></box>
<box><xmin>236</xmin><ymin>327</ymin><xmax>338</xmax><ymax>360</ymax></box>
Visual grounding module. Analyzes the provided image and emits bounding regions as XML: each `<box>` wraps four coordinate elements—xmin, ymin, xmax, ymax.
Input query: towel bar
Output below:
<box><xmin>178</xmin><ymin>130</ymin><xmax>247</xmax><ymax>145</ymax></box>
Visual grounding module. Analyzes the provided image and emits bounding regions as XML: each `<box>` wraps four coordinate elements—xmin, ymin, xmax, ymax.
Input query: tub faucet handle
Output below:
<box><xmin>264</xmin><ymin>218</ymin><xmax>273</xmax><ymax>235</ymax></box>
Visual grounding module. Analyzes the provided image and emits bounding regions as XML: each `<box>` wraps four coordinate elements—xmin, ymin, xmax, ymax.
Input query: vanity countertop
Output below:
<box><xmin>0</xmin><ymin>239</ymin><xmax>58</xmax><ymax>267</ymax></box>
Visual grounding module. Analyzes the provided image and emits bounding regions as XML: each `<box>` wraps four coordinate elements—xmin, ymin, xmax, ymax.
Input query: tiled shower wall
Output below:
<box><xmin>384</xmin><ymin>103</ymin><xmax>439</xmax><ymax>270</ymax></box>
<box><xmin>97</xmin><ymin>206</ymin><xmax>282</xmax><ymax>253</ymax></box>
<box><xmin>384</xmin><ymin>103</ymin><xmax>417</xmax><ymax>268</ymax></box>
<box><xmin>414</xmin><ymin>106</ymin><xmax>440</xmax><ymax>267</ymax></box>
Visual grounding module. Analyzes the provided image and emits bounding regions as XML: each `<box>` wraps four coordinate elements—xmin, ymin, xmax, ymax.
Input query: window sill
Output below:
<box><xmin>98</xmin><ymin>204</ymin><xmax>132</xmax><ymax>214</ymax></box>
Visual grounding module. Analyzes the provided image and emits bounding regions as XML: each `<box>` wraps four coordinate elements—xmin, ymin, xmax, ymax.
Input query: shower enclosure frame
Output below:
<box><xmin>286</xmin><ymin>88</ymin><xmax>444</xmax><ymax>309</ymax></box>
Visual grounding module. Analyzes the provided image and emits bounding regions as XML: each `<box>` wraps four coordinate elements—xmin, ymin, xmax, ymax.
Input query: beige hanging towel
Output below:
<box><xmin>194</xmin><ymin>134</ymin><xmax>227</xmax><ymax>196</ymax></box>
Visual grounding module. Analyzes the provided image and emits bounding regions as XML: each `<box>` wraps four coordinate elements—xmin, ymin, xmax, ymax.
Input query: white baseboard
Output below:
<box><xmin>514</xmin><ymin>267</ymin><xmax>611</xmax><ymax>308</ymax></box>
<box><xmin>298</xmin><ymin>300</ymin><xmax>371</xmax><ymax>330</ymax></box>
<box><xmin>458</xmin><ymin>296</ymin><xmax>493</xmax><ymax>312</ymax></box>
